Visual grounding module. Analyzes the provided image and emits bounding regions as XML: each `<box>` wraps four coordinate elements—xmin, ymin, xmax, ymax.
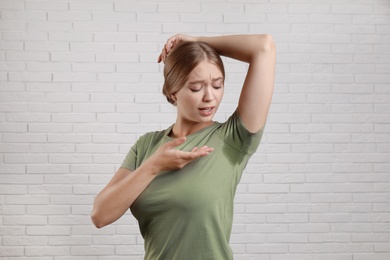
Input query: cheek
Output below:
<box><xmin>177</xmin><ymin>93</ymin><xmax>199</xmax><ymax>107</ymax></box>
<box><xmin>215</xmin><ymin>90</ymin><xmax>224</xmax><ymax>102</ymax></box>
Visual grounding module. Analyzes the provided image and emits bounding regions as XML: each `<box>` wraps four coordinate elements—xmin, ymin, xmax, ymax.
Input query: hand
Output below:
<box><xmin>146</xmin><ymin>137</ymin><xmax>213</xmax><ymax>174</ymax></box>
<box><xmin>157</xmin><ymin>34</ymin><xmax>197</xmax><ymax>63</ymax></box>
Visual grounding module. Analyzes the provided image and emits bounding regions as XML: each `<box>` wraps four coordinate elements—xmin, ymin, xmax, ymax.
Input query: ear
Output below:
<box><xmin>171</xmin><ymin>93</ymin><xmax>177</xmax><ymax>102</ymax></box>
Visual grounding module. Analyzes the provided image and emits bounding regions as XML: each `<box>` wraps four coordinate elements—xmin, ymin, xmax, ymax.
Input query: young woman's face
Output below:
<box><xmin>173</xmin><ymin>60</ymin><xmax>224</xmax><ymax>125</ymax></box>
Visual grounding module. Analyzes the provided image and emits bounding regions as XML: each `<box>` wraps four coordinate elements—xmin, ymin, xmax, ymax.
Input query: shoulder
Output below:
<box><xmin>215</xmin><ymin>110</ymin><xmax>265</xmax><ymax>154</ymax></box>
<box><xmin>218</xmin><ymin>110</ymin><xmax>264</xmax><ymax>135</ymax></box>
<box><xmin>136</xmin><ymin>127</ymin><xmax>171</xmax><ymax>149</ymax></box>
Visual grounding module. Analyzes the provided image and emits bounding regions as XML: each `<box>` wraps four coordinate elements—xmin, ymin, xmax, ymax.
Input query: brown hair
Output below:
<box><xmin>162</xmin><ymin>41</ymin><xmax>225</xmax><ymax>105</ymax></box>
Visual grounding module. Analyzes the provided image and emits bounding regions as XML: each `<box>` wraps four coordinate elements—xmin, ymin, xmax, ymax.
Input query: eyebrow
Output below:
<box><xmin>188</xmin><ymin>77</ymin><xmax>224</xmax><ymax>84</ymax></box>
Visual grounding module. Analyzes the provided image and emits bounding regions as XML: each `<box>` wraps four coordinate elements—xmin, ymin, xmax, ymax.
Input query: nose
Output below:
<box><xmin>202</xmin><ymin>87</ymin><xmax>214</xmax><ymax>102</ymax></box>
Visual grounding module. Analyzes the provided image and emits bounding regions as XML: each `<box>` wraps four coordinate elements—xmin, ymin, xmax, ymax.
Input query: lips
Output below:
<box><xmin>199</xmin><ymin>106</ymin><xmax>214</xmax><ymax>116</ymax></box>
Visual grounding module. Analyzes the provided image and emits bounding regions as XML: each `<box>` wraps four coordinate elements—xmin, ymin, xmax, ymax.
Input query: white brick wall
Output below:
<box><xmin>1</xmin><ymin>0</ymin><xmax>389</xmax><ymax>259</ymax></box>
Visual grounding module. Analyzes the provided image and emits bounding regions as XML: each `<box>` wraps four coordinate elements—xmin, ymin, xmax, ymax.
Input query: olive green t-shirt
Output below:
<box><xmin>121</xmin><ymin>110</ymin><xmax>264</xmax><ymax>260</ymax></box>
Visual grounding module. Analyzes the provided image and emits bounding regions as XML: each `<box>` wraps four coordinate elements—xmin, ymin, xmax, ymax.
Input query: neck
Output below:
<box><xmin>170</xmin><ymin>120</ymin><xmax>214</xmax><ymax>138</ymax></box>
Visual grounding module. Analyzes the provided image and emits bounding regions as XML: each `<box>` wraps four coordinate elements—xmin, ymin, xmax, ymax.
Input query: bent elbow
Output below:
<box><xmin>258</xmin><ymin>34</ymin><xmax>276</xmax><ymax>52</ymax></box>
<box><xmin>91</xmin><ymin>209</ymin><xmax>107</xmax><ymax>229</ymax></box>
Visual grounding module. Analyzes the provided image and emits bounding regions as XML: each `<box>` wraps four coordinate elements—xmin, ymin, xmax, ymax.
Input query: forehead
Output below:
<box><xmin>187</xmin><ymin>61</ymin><xmax>223</xmax><ymax>81</ymax></box>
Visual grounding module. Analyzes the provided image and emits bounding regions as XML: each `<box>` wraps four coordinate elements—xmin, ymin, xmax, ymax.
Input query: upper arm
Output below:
<box><xmin>237</xmin><ymin>34</ymin><xmax>276</xmax><ymax>133</ymax></box>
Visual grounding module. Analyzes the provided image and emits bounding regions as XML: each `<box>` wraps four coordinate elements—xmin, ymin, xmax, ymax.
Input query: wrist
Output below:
<box><xmin>140</xmin><ymin>159</ymin><xmax>160</xmax><ymax>176</ymax></box>
<box><xmin>196</xmin><ymin>36</ymin><xmax>205</xmax><ymax>42</ymax></box>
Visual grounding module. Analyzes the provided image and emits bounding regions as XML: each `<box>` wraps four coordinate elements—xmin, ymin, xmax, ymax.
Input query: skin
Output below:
<box><xmin>170</xmin><ymin>60</ymin><xmax>224</xmax><ymax>138</ymax></box>
<box><xmin>91</xmin><ymin>34</ymin><xmax>276</xmax><ymax>228</ymax></box>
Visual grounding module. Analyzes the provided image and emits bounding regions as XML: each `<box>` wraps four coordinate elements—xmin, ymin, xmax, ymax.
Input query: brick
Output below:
<box><xmin>73</xmin><ymin>22</ymin><xmax>117</xmax><ymax>32</ymax></box>
<box><xmin>0</xmin><ymin>185</ymin><xmax>26</xmax><ymax>194</ymax></box>
<box><xmin>3</xmin><ymin>236</ymin><xmax>48</xmax><ymax>246</ymax></box>
<box><xmin>45</xmin><ymin>94</ymin><xmax>88</xmax><ymax>104</ymax></box>
<box><xmin>332</xmin><ymin>4</ymin><xmax>373</xmax><ymax>14</ymax></box>
<box><xmin>94</xmin><ymin>32</ymin><xmax>136</xmax><ymax>42</ymax></box>
<box><xmin>0</xmin><ymin>123</ymin><xmax>28</xmax><ymax>133</ymax></box>
<box><xmin>27</xmin><ymin>21</ymin><xmax>72</xmax><ymax>31</ymax></box>
<box><xmin>9</xmin><ymin>72</ymin><xmax>52</xmax><ymax>82</ymax></box>
<box><xmin>71</xmin><ymin>42</ymin><xmax>114</xmax><ymax>52</ymax></box>
<box><xmin>52</xmin><ymin>113</ymin><xmax>96</xmax><ymax>123</ymax></box>
<box><xmin>2</xmin><ymin>133</ymin><xmax>48</xmax><ymax>142</ymax></box>
<box><xmin>48</xmin><ymin>11</ymin><xmax>91</xmax><ymax>21</ymax></box>
<box><xmin>0</xmin><ymin>144</ymin><xmax>30</xmax><ymax>155</ymax></box>
<box><xmin>53</xmin><ymin>72</ymin><xmax>97</xmax><ymax>82</ymax></box>
<box><xmin>289</xmin><ymin>4</ymin><xmax>330</xmax><ymax>13</ymax></box>
<box><xmin>1</xmin><ymin>41</ymin><xmax>24</xmax><ymax>51</ymax></box>
<box><xmin>119</xmin><ymin>22</ymin><xmax>161</xmax><ymax>32</ymax></box>
<box><xmin>289</xmin><ymin>223</ymin><xmax>330</xmax><ymax>233</ymax></box>
<box><xmin>70</xmin><ymin>2</ymin><xmax>113</xmax><ymax>11</ymax></box>
<box><xmin>0</xmin><ymin>246</ymin><xmax>24</xmax><ymax>256</ymax></box>
<box><xmin>44</xmin><ymin>174</ymin><xmax>89</xmax><ymax>184</ymax></box>
<box><xmin>27</xmin><ymin>62</ymin><xmax>71</xmax><ymax>72</ymax></box>
<box><xmin>97</xmin><ymin>113</ymin><xmax>139</xmax><ymax>123</ymax></box>
<box><xmin>25</xmin><ymin>246</ymin><xmax>70</xmax><ymax>256</ymax></box>
<box><xmin>6</xmin><ymin>51</ymin><xmax>50</xmax><ymax>61</ymax></box>
<box><xmin>51</xmin><ymin>52</ymin><xmax>95</xmax><ymax>62</ymax></box>
<box><xmin>71</xmin><ymin>83</ymin><xmax>115</xmax><ymax>92</ymax></box>
<box><xmin>27</xmin><ymin>164</ymin><xmax>70</xmax><ymax>174</ymax></box>
<box><xmin>0</xmin><ymin>164</ymin><xmax>25</xmax><ymax>174</ymax></box>
<box><xmin>50</xmin><ymin>196</ymin><xmax>93</xmax><ymax>207</ymax></box>
<box><xmin>76</xmin><ymin>144</ymin><xmax>119</xmax><ymax>154</ymax></box>
<box><xmin>48</xmin><ymin>236</ymin><xmax>91</xmax><ymax>246</ymax></box>
<box><xmin>0</xmin><ymin>20</ymin><xmax>26</xmax><ymax>30</ymax></box>
<box><xmin>71</xmin><ymin>246</ymin><xmax>114</xmax><ymax>256</ymax></box>
<box><xmin>3</xmin><ymin>216</ymin><xmax>47</xmax><ymax>225</ymax></box>
<box><xmin>207</xmin><ymin>23</ymin><xmax>249</xmax><ymax>33</ymax></box>
<box><xmin>25</xmin><ymin>42</ymin><xmax>69</xmax><ymax>52</ymax></box>
<box><xmin>28</xmin><ymin>185</ymin><xmax>72</xmax><ymax>195</ymax></box>
<box><xmin>4</xmin><ymin>154</ymin><xmax>48</xmax><ymax>164</ymax></box>
<box><xmin>97</xmin><ymin>73</ymin><xmax>140</xmax><ymax>83</ymax></box>
<box><xmin>3</xmin><ymin>31</ymin><xmax>47</xmax><ymax>41</ymax></box>
<box><xmin>115</xmin><ymin>43</ymin><xmax>158</xmax><ymax>53</ymax></box>
<box><xmin>73</xmin><ymin>123</ymin><xmax>116</xmax><ymax>133</ymax></box>
<box><xmin>71</xmin><ymin>164</ymin><xmax>114</xmax><ymax>174</ymax></box>
<box><xmin>162</xmin><ymin>23</ymin><xmax>205</xmax><ymax>33</ymax></box>
<box><xmin>93</xmin><ymin>12</ymin><xmax>137</xmax><ymax>22</ymax></box>
<box><xmin>0</xmin><ymin>0</ymin><xmax>24</xmax><ymax>10</ymax></box>
<box><xmin>96</xmin><ymin>53</ymin><xmax>138</xmax><ymax>63</ymax></box>
<box><xmin>28</xmin><ymin>103</ymin><xmax>72</xmax><ymax>112</ymax></box>
<box><xmin>335</xmin><ymin>24</ymin><xmax>375</xmax><ymax>34</ymax></box>
<box><xmin>49</xmin><ymin>32</ymin><xmax>93</xmax><ymax>42</ymax></box>
<box><xmin>354</xmin><ymin>254</ymin><xmax>390</xmax><ymax>260</ymax></box>
<box><xmin>181</xmin><ymin>13</ymin><xmax>223</xmax><ymax>23</ymax></box>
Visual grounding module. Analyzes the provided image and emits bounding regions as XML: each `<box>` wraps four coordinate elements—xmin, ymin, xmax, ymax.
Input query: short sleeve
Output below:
<box><xmin>120</xmin><ymin>142</ymin><xmax>137</xmax><ymax>171</ymax></box>
<box><xmin>216</xmin><ymin>109</ymin><xmax>265</xmax><ymax>156</ymax></box>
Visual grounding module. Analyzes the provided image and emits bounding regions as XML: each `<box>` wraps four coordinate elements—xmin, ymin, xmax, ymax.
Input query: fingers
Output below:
<box><xmin>165</xmin><ymin>36</ymin><xmax>177</xmax><ymax>52</ymax></box>
<box><xmin>165</xmin><ymin>138</ymin><xmax>213</xmax><ymax>155</ymax></box>
<box><xmin>157</xmin><ymin>47</ymin><xmax>166</xmax><ymax>63</ymax></box>
<box><xmin>164</xmin><ymin>137</ymin><xmax>186</xmax><ymax>149</ymax></box>
<box><xmin>166</xmin><ymin>139</ymin><xmax>213</xmax><ymax>159</ymax></box>
<box><xmin>180</xmin><ymin>145</ymin><xmax>214</xmax><ymax>160</ymax></box>
<box><xmin>157</xmin><ymin>35</ymin><xmax>181</xmax><ymax>63</ymax></box>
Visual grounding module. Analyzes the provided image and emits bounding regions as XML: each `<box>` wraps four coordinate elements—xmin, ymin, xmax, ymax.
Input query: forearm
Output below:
<box><xmin>91</xmin><ymin>163</ymin><xmax>158</xmax><ymax>228</ymax></box>
<box><xmin>197</xmin><ymin>34</ymin><xmax>275</xmax><ymax>63</ymax></box>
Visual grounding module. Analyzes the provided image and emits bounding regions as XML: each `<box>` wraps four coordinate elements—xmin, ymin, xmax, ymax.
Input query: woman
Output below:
<box><xmin>91</xmin><ymin>34</ymin><xmax>276</xmax><ymax>259</ymax></box>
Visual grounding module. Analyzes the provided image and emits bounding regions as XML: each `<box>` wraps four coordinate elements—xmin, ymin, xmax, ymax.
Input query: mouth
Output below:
<box><xmin>199</xmin><ymin>106</ymin><xmax>215</xmax><ymax>116</ymax></box>
<box><xmin>199</xmin><ymin>107</ymin><xmax>214</xmax><ymax>111</ymax></box>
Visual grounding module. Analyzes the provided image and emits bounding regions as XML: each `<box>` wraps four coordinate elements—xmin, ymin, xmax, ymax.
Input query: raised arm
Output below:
<box><xmin>159</xmin><ymin>34</ymin><xmax>276</xmax><ymax>133</ymax></box>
